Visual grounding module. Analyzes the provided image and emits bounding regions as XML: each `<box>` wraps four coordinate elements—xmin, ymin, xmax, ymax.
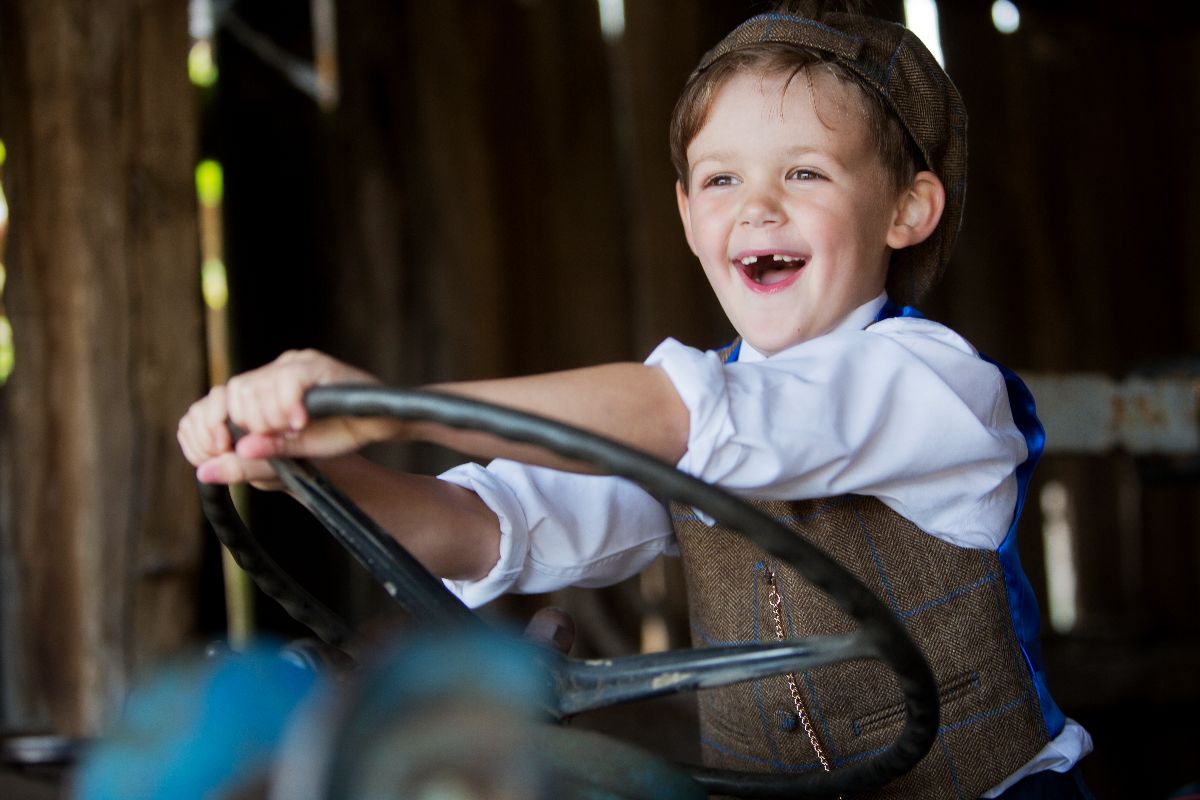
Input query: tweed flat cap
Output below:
<box><xmin>694</xmin><ymin>12</ymin><xmax>967</xmax><ymax>303</ymax></box>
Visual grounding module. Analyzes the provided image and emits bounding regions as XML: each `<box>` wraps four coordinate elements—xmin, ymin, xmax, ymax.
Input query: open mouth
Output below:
<box><xmin>735</xmin><ymin>253</ymin><xmax>807</xmax><ymax>290</ymax></box>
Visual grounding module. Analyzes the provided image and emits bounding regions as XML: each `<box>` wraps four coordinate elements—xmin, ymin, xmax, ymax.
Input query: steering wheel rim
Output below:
<box><xmin>202</xmin><ymin>384</ymin><xmax>938</xmax><ymax>798</ymax></box>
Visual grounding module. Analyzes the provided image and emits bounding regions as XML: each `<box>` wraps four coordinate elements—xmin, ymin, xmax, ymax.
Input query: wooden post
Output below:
<box><xmin>0</xmin><ymin>0</ymin><xmax>204</xmax><ymax>734</ymax></box>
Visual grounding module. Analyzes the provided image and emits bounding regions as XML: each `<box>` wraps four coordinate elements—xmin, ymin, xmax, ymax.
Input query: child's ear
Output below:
<box><xmin>676</xmin><ymin>180</ymin><xmax>699</xmax><ymax>256</ymax></box>
<box><xmin>886</xmin><ymin>170</ymin><xmax>945</xmax><ymax>250</ymax></box>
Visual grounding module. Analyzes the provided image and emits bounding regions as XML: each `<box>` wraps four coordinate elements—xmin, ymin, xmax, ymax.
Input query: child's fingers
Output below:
<box><xmin>273</xmin><ymin>364</ymin><xmax>308</xmax><ymax>431</ymax></box>
<box><xmin>256</xmin><ymin>356</ymin><xmax>307</xmax><ymax>431</ymax></box>
<box><xmin>179</xmin><ymin>349</ymin><xmax>376</xmax><ymax>474</ymax></box>
<box><xmin>227</xmin><ymin>371</ymin><xmax>284</xmax><ymax>434</ymax></box>
<box><xmin>199</xmin><ymin>386</ymin><xmax>232</xmax><ymax>452</ymax></box>
<box><xmin>177</xmin><ymin>386</ymin><xmax>232</xmax><ymax>465</ymax></box>
<box><xmin>226</xmin><ymin>371</ymin><xmax>268</xmax><ymax>434</ymax></box>
<box><xmin>233</xmin><ymin>419</ymin><xmax>364</xmax><ymax>461</ymax></box>
<box><xmin>226</xmin><ymin>352</ymin><xmax>318</xmax><ymax>434</ymax></box>
<box><xmin>196</xmin><ymin>452</ymin><xmax>280</xmax><ymax>488</ymax></box>
<box><xmin>272</xmin><ymin>349</ymin><xmax>365</xmax><ymax>429</ymax></box>
<box><xmin>176</xmin><ymin>427</ymin><xmax>199</xmax><ymax>466</ymax></box>
<box><xmin>196</xmin><ymin>350</ymin><xmax>377</xmax><ymax>453</ymax></box>
<box><xmin>233</xmin><ymin>432</ymin><xmax>284</xmax><ymax>460</ymax></box>
<box><xmin>178</xmin><ymin>424</ymin><xmax>212</xmax><ymax>466</ymax></box>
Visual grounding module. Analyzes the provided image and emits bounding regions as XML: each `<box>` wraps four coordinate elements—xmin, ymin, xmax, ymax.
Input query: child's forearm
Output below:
<box><xmin>314</xmin><ymin>454</ymin><xmax>501</xmax><ymax>581</ymax></box>
<box><xmin>224</xmin><ymin>359</ymin><xmax>690</xmax><ymax>476</ymax></box>
<box><xmin>293</xmin><ymin>361</ymin><xmax>687</xmax><ymax>582</ymax></box>
<box><xmin>407</xmin><ymin>363</ymin><xmax>690</xmax><ymax>471</ymax></box>
<box><xmin>295</xmin><ymin>364</ymin><xmax>687</xmax><ymax>583</ymax></box>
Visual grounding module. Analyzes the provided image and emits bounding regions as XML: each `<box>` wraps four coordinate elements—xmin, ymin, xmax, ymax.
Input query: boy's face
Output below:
<box><xmin>677</xmin><ymin>69</ymin><xmax>907</xmax><ymax>355</ymax></box>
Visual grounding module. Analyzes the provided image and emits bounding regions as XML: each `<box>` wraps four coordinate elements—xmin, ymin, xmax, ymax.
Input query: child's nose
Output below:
<box><xmin>738</xmin><ymin>187</ymin><xmax>786</xmax><ymax>227</ymax></box>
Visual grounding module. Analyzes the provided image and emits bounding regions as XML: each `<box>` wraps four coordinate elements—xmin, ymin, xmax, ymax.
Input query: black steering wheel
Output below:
<box><xmin>199</xmin><ymin>385</ymin><xmax>938</xmax><ymax>798</ymax></box>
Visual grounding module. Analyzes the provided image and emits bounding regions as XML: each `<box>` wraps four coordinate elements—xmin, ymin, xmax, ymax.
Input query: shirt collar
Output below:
<box><xmin>736</xmin><ymin>292</ymin><xmax>889</xmax><ymax>363</ymax></box>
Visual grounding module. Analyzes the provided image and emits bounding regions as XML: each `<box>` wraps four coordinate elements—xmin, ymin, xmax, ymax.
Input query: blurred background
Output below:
<box><xmin>1</xmin><ymin>1</ymin><xmax>1198</xmax><ymax>797</ymax></box>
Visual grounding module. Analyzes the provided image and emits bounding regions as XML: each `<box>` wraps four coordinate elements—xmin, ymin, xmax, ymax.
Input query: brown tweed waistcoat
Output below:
<box><xmin>671</xmin><ymin>494</ymin><xmax>1050</xmax><ymax>799</ymax></box>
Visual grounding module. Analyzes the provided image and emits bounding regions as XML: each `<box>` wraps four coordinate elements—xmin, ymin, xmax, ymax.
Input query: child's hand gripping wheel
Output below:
<box><xmin>199</xmin><ymin>385</ymin><xmax>939</xmax><ymax>798</ymax></box>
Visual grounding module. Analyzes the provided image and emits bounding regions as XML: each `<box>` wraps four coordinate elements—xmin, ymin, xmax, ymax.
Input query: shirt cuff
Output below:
<box><xmin>436</xmin><ymin>462</ymin><xmax>529</xmax><ymax>608</ymax></box>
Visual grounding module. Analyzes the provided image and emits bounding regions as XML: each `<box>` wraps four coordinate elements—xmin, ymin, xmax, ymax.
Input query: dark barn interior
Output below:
<box><xmin>2</xmin><ymin>1</ymin><xmax>1199</xmax><ymax>798</ymax></box>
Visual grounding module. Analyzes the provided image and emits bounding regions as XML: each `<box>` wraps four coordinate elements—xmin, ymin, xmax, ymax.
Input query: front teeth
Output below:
<box><xmin>739</xmin><ymin>254</ymin><xmax>802</xmax><ymax>265</ymax></box>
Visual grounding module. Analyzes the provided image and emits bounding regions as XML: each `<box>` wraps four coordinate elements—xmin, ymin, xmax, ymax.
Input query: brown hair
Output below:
<box><xmin>669</xmin><ymin>42</ymin><xmax>922</xmax><ymax>193</ymax></box>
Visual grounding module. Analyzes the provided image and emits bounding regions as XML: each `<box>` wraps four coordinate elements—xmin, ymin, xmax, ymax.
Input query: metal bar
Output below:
<box><xmin>1023</xmin><ymin>372</ymin><xmax>1200</xmax><ymax>455</ymax></box>
<box><xmin>310</xmin><ymin>0</ymin><xmax>339</xmax><ymax>110</ymax></box>
<box><xmin>219</xmin><ymin>8</ymin><xmax>329</xmax><ymax>106</ymax></box>
<box><xmin>198</xmin><ymin>482</ymin><xmax>352</xmax><ymax>649</ymax></box>
<box><xmin>549</xmin><ymin>634</ymin><xmax>870</xmax><ymax>717</ymax></box>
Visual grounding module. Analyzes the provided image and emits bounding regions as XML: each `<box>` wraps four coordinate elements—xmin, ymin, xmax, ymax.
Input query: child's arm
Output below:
<box><xmin>309</xmin><ymin>454</ymin><xmax>503</xmax><ymax>581</ymax></box>
<box><xmin>400</xmin><ymin>364</ymin><xmax>690</xmax><ymax>471</ymax></box>
<box><xmin>176</xmin><ymin>349</ymin><xmax>689</xmax><ymax>581</ymax></box>
<box><xmin>178</xmin><ymin>349</ymin><xmax>689</xmax><ymax>478</ymax></box>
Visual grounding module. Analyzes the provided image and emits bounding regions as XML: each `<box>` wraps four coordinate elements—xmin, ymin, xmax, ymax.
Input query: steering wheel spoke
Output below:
<box><xmin>548</xmin><ymin>634</ymin><xmax>871</xmax><ymax>717</ymax></box>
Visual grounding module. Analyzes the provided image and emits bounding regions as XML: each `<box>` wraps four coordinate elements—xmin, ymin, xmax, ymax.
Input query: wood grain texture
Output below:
<box><xmin>0</xmin><ymin>0</ymin><xmax>204</xmax><ymax>734</ymax></box>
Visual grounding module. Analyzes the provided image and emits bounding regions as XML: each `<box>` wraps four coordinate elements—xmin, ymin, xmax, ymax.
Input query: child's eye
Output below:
<box><xmin>702</xmin><ymin>174</ymin><xmax>739</xmax><ymax>188</ymax></box>
<box><xmin>788</xmin><ymin>168</ymin><xmax>824</xmax><ymax>181</ymax></box>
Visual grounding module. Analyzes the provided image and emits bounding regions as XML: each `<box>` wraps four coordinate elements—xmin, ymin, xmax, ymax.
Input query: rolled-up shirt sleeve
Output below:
<box><xmin>439</xmin><ymin>311</ymin><xmax>1029</xmax><ymax>606</ymax></box>
<box><xmin>645</xmin><ymin>319</ymin><xmax>1028</xmax><ymax>550</ymax></box>
<box><xmin>438</xmin><ymin>460</ymin><xmax>676</xmax><ymax>607</ymax></box>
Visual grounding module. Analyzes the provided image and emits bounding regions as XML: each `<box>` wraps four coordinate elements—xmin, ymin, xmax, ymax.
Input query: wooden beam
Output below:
<box><xmin>0</xmin><ymin>0</ymin><xmax>204</xmax><ymax>734</ymax></box>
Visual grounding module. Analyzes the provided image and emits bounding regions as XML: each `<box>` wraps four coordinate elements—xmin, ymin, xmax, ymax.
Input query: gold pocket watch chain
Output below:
<box><xmin>765</xmin><ymin>567</ymin><xmax>834</xmax><ymax>774</ymax></box>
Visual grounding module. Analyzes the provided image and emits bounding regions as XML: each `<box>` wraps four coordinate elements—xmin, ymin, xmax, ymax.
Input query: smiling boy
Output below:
<box><xmin>676</xmin><ymin>66</ymin><xmax>940</xmax><ymax>353</ymax></box>
<box><xmin>178</xmin><ymin>6</ymin><xmax>1092</xmax><ymax>798</ymax></box>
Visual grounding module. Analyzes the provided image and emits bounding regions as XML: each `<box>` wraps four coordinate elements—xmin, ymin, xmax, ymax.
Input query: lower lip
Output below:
<box><xmin>735</xmin><ymin>263</ymin><xmax>805</xmax><ymax>295</ymax></box>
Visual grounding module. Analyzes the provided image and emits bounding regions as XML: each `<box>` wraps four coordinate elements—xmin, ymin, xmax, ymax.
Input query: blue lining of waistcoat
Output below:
<box><xmin>988</xmin><ymin>358</ymin><xmax>1066</xmax><ymax>739</ymax></box>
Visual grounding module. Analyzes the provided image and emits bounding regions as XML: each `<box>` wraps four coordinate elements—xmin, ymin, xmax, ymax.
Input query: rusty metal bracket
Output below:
<box><xmin>1023</xmin><ymin>372</ymin><xmax>1200</xmax><ymax>455</ymax></box>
